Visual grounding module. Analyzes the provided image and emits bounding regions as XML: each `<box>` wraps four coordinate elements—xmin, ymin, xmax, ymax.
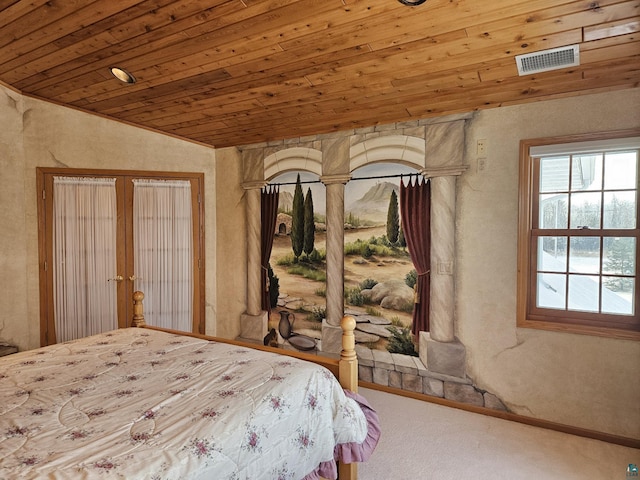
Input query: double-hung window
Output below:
<box><xmin>517</xmin><ymin>131</ymin><xmax>640</xmax><ymax>338</ymax></box>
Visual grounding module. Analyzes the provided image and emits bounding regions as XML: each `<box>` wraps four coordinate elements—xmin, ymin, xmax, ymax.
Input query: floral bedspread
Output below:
<box><xmin>0</xmin><ymin>328</ymin><xmax>369</xmax><ymax>479</ymax></box>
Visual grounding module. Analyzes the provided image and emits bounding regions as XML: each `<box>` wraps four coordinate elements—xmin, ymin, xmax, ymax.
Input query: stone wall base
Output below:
<box><xmin>357</xmin><ymin>345</ymin><xmax>507</xmax><ymax>412</ymax></box>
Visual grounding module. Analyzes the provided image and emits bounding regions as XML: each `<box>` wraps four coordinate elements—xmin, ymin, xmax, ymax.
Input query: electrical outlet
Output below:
<box><xmin>477</xmin><ymin>139</ymin><xmax>487</xmax><ymax>157</ymax></box>
<box><xmin>478</xmin><ymin>157</ymin><xmax>486</xmax><ymax>172</ymax></box>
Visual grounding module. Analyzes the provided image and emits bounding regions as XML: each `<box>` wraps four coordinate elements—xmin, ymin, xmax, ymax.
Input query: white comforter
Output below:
<box><xmin>0</xmin><ymin>328</ymin><xmax>368</xmax><ymax>479</ymax></box>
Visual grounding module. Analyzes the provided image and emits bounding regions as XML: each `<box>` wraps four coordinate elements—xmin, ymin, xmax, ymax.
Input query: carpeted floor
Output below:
<box><xmin>357</xmin><ymin>387</ymin><xmax>639</xmax><ymax>480</ymax></box>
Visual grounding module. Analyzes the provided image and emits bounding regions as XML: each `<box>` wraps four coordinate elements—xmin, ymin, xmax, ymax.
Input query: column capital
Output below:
<box><xmin>320</xmin><ymin>174</ymin><xmax>352</xmax><ymax>186</ymax></box>
<box><xmin>241</xmin><ymin>180</ymin><xmax>268</xmax><ymax>190</ymax></box>
<box><xmin>421</xmin><ymin>165</ymin><xmax>469</xmax><ymax>178</ymax></box>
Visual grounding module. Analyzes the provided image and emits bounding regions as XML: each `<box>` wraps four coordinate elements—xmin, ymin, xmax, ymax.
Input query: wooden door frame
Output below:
<box><xmin>36</xmin><ymin>167</ymin><xmax>206</xmax><ymax>345</ymax></box>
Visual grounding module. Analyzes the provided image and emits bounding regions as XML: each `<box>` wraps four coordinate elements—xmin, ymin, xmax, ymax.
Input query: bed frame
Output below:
<box><xmin>131</xmin><ymin>291</ymin><xmax>360</xmax><ymax>480</ymax></box>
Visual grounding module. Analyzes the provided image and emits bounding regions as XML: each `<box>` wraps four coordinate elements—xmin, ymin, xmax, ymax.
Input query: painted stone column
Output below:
<box><xmin>421</xmin><ymin>165</ymin><xmax>468</xmax><ymax>376</ymax></box>
<box><xmin>240</xmin><ymin>180</ymin><xmax>268</xmax><ymax>340</ymax></box>
<box><xmin>320</xmin><ymin>174</ymin><xmax>351</xmax><ymax>353</ymax></box>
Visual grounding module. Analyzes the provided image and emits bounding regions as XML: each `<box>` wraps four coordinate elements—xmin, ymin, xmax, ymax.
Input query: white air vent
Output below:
<box><xmin>515</xmin><ymin>45</ymin><xmax>580</xmax><ymax>76</ymax></box>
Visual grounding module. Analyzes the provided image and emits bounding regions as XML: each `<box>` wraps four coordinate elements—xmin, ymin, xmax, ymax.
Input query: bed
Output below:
<box><xmin>0</xmin><ymin>292</ymin><xmax>379</xmax><ymax>480</ymax></box>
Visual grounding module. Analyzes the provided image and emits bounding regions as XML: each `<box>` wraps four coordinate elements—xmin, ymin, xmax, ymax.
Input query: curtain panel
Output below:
<box><xmin>53</xmin><ymin>176</ymin><xmax>118</xmax><ymax>343</ymax></box>
<box><xmin>261</xmin><ymin>186</ymin><xmax>280</xmax><ymax>313</ymax></box>
<box><xmin>400</xmin><ymin>178</ymin><xmax>431</xmax><ymax>336</ymax></box>
<box><xmin>133</xmin><ymin>179</ymin><xmax>193</xmax><ymax>331</ymax></box>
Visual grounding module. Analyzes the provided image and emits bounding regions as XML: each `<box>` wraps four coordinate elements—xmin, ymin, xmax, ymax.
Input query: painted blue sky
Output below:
<box><xmin>271</xmin><ymin>163</ymin><xmax>419</xmax><ymax>215</ymax></box>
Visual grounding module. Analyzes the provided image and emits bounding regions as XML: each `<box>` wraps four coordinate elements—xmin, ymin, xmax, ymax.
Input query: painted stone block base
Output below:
<box><xmin>420</xmin><ymin>331</ymin><xmax>466</xmax><ymax>378</ymax></box>
<box><xmin>321</xmin><ymin>320</ymin><xmax>343</xmax><ymax>354</ymax></box>
<box><xmin>240</xmin><ymin>311</ymin><xmax>268</xmax><ymax>341</ymax></box>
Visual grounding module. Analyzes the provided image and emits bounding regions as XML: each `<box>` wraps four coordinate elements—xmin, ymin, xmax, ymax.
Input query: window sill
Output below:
<box><xmin>517</xmin><ymin>318</ymin><xmax>640</xmax><ymax>341</ymax></box>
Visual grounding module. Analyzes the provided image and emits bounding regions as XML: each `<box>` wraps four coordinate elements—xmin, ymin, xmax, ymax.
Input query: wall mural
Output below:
<box><xmin>268</xmin><ymin>163</ymin><xmax>419</xmax><ymax>354</ymax></box>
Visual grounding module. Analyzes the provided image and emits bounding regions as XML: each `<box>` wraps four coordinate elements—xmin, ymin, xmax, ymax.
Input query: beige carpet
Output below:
<box><xmin>357</xmin><ymin>387</ymin><xmax>639</xmax><ymax>480</ymax></box>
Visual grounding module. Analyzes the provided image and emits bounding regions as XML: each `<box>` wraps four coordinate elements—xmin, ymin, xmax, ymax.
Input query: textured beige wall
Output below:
<box><xmin>0</xmin><ymin>87</ymin><xmax>29</xmax><ymax>350</ymax></box>
<box><xmin>458</xmin><ymin>88</ymin><xmax>640</xmax><ymax>439</ymax></box>
<box><xmin>0</xmin><ymin>85</ymin><xmax>235</xmax><ymax>349</ymax></box>
<box><xmin>2</xmin><ymin>81</ymin><xmax>639</xmax><ymax>439</ymax></box>
<box><xmin>214</xmin><ymin>146</ymin><xmax>247</xmax><ymax>340</ymax></box>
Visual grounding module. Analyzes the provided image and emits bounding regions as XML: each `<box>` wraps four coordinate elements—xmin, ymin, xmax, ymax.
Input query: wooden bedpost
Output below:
<box><xmin>339</xmin><ymin>314</ymin><xmax>358</xmax><ymax>393</ymax></box>
<box><xmin>132</xmin><ymin>291</ymin><xmax>146</xmax><ymax>327</ymax></box>
<box><xmin>338</xmin><ymin>315</ymin><xmax>358</xmax><ymax>480</ymax></box>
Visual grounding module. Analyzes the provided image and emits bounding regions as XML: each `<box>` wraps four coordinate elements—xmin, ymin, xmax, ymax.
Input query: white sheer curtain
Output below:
<box><xmin>133</xmin><ymin>179</ymin><xmax>193</xmax><ymax>331</ymax></box>
<box><xmin>53</xmin><ymin>177</ymin><xmax>118</xmax><ymax>343</ymax></box>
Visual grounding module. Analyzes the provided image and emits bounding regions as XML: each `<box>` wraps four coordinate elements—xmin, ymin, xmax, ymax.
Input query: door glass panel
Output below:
<box><xmin>133</xmin><ymin>179</ymin><xmax>193</xmax><ymax>331</ymax></box>
<box><xmin>53</xmin><ymin>176</ymin><xmax>118</xmax><ymax>342</ymax></box>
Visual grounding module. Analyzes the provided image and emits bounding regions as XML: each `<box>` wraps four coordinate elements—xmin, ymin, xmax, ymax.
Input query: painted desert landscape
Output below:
<box><xmin>269</xmin><ymin>167</ymin><xmax>419</xmax><ymax>351</ymax></box>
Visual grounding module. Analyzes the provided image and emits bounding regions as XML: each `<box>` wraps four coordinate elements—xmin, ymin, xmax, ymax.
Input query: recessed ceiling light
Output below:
<box><xmin>109</xmin><ymin>67</ymin><xmax>136</xmax><ymax>84</ymax></box>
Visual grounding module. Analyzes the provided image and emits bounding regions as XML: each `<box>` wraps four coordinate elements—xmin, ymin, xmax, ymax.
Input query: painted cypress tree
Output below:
<box><xmin>290</xmin><ymin>174</ymin><xmax>304</xmax><ymax>260</ymax></box>
<box><xmin>386</xmin><ymin>189</ymin><xmax>400</xmax><ymax>245</ymax></box>
<box><xmin>398</xmin><ymin>225</ymin><xmax>406</xmax><ymax>247</ymax></box>
<box><xmin>267</xmin><ymin>264</ymin><xmax>280</xmax><ymax>308</ymax></box>
<box><xmin>303</xmin><ymin>187</ymin><xmax>315</xmax><ymax>258</ymax></box>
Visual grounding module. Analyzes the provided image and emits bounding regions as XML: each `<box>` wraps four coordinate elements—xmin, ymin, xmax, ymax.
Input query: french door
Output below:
<box><xmin>37</xmin><ymin>168</ymin><xmax>204</xmax><ymax>346</ymax></box>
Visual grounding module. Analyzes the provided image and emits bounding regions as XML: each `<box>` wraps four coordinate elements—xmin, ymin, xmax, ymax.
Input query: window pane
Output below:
<box><xmin>539</xmin><ymin>194</ymin><xmax>568</xmax><ymax>229</ymax></box>
<box><xmin>538</xmin><ymin>237</ymin><xmax>567</xmax><ymax>272</ymax></box>
<box><xmin>569</xmin><ymin>236</ymin><xmax>600</xmax><ymax>274</ymax></box>
<box><xmin>526</xmin><ymin>137</ymin><xmax>639</xmax><ymax>331</ymax></box>
<box><xmin>603</xmin><ymin>191</ymin><xmax>637</xmax><ymax>229</ymax></box>
<box><xmin>569</xmin><ymin>192</ymin><xmax>601</xmax><ymax>229</ymax></box>
<box><xmin>571</xmin><ymin>154</ymin><xmax>602</xmax><ymax>191</ymax></box>
<box><xmin>540</xmin><ymin>156</ymin><xmax>569</xmax><ymax>193</ymax></box>
<box><xmin>537</xmin><ymin>273</ymin><xmax>566</xmax><ymax>309</ymax></box>
<box><xmin>603</xmin><ymin>237</ymin><xmax>636</xmax><ymax>275</ymax></box>
<box><xmin>568</xmin><ymin>274</ymin><xmax>599</xmax><ymax>312</ymax></box>
<box><xmin>602</xmin><ymin>278</ymin><xmax>634</xmax><ymax>315</ymax></box>
<box><xmin>604</xmin><ymin>151</ymin><xmax>638</xmax><ymax>190</ymax></box>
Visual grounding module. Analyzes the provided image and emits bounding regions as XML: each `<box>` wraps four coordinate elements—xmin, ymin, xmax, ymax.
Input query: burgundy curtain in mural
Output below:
<box><xmin>400</xmin><ymin>177</ymin><xmax>431</xmax><ymax>336</ymax></box>
<box><xmin>261</xmin><ymin>185</ymin><xmax>279</xmax><ymax>313</ymax></box>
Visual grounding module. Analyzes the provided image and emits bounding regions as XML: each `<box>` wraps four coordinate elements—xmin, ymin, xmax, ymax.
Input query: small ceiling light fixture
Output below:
<box><xmin>109</xmin><ymin>66</ymin><xmax>136</xmax><ymax>84</ymax></box>
<box><xmin>397</xmin><ymin>0</ymin><xmax>427</xmax><ymax>5</ymax></box>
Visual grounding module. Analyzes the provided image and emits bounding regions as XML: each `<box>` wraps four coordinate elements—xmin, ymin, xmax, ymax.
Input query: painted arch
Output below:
<box><xmin>349</xmin><ymin>135</ymin><xmax>426</xmax><ymax>173</ymax></box>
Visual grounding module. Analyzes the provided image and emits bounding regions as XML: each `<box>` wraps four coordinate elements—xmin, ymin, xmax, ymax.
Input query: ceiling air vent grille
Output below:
<box><xmin>515</xmin><ymin>45</ymin><xmax>580</xmax><ymax>76</ymax></box>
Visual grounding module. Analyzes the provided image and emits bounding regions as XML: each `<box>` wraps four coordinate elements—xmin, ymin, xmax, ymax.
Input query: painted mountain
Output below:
<box><xmin>278</xmin><ymin>191</ymin><xmax>294</xmax><ymax>212</ymax></box>
<box><xmin>346</xmin><ymin>181</ymin><xmax>399</xmax><ymax>225</ymax></box>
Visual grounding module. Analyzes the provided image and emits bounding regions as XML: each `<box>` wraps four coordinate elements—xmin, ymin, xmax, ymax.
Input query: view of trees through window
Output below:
<box><xmin>267</xmin><ymin>163</ymin><xmax>419</xmax><ymax>353</ymax></box>
<box><xmin>536</xmin><ymin>150</ymin><xmax>637</xmax><ymax>316</ymax></box>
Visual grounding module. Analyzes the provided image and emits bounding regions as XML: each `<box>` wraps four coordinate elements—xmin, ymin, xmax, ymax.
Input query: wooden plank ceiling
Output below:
<box><xmin>0</xmin><ymin>0</ymin><xmax>638</xmax><ymax>148</ymax></box>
